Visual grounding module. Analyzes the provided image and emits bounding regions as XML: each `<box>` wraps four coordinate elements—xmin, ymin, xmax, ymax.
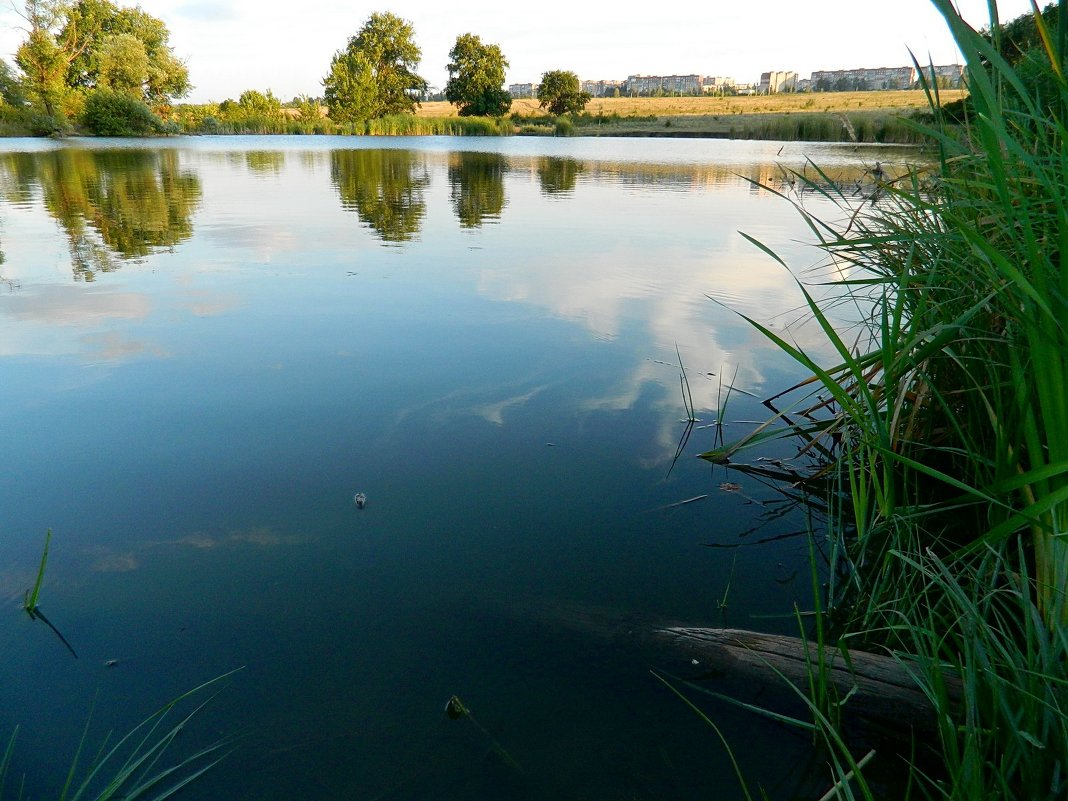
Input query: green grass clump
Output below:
<box><xmin>1</xmin><ymin>670</ymin><xmax>240</xmax><ymax>800</ymax></box>
<box><xmin>702</xmin><ymin>1</ymin><xmax>1068</xmax><ymax>797</ymax></box>
<box><xmin>365</xmin><ymin>114</ymin><xmax>510</xmax><ymax>136</ymax></box>
<box><xmin>726</xmin><ymin>111</ymin><xmax>930</xmax><ymax>144</ymax></box>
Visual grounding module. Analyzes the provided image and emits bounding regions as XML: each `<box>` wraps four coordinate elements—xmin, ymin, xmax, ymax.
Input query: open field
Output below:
<box><xmin>416</xmin><ymin>90</ymin><xmax>967</xmax><ymax>119</ymax></box>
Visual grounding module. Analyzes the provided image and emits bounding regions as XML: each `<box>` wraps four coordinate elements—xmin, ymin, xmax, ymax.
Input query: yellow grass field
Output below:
<box><xmin>415</xmin><ymin>90</ymin><xmax>966</xmax><ymax>119</ymax></box>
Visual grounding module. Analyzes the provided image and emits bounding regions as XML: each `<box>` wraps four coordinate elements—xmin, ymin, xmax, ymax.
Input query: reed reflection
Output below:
<box><xmin>331</xmin><ymin>149</ymin><xmax>429</xmax><ymax>244</ymax></box>
<box><xmin>245</xmin><ymin>151</ymin><xmax>286</xmax><ymax>175</ymax></box>
<box><xmin>448</xmin><ymin>151</ymin><xmax>506</xmax><ymax>228</ymax></box>
<box><xmin>0</xmin><ymin>149</ymin><xmax>202</xmax><ymax>281</ymax></box>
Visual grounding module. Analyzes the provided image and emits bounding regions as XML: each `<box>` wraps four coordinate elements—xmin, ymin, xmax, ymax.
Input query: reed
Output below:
<box><xmin>726</xmin><ymin>112</ymin><xmax>930</xmax><ymax>144</ymax></box>
<box><xmin>699</xmin><ymin>1</ymin><xmax>1068</xmax><ymax>796</ymax></box>
<box><xmin>170</xmin><ymin>105</ymin><xmax>512</xmax><ymax>137</ymax></box>
<box><xmin>1</xmin><ymin>670</ymin><xmax>240</xmax><ymax>801</ymax></box>
<box><xmin>21</xmin><ymin>529</ymin><xmax>49</xmax><ymax>617</ymax></box>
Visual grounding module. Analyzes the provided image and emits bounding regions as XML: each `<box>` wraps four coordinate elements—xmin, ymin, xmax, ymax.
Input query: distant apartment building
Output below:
<box><xmin>581</xmin><ymin>79</ymin><xmax>623</xmax><ymax>97</ymax></box>
<box><xmin>663</xmin><ymin>74</ymin><xmax>703</xmax><ymax>94</ymax></box>
<box><xmin>920</xmin><ymin>63</ymin><xmax>965</xmax><ymax>87</ymax></box>
<box><xmin>759</xmin><ymin>70</ymin><xmax>798</xmax><ymax>93</ymax></box>
<box><xmin>508</xmin><ymin>83</ymin><xmax>537</xmax><ymax>98</ymax></box>
<box><xmin>625</xmin><ymin>74</ymin><xmax>665</xmax><ymax>95</ymax></box>
<box><xmin>624</xmin><ymin>74</ymin><xmax>704</xmax><ymax>95</ymax></box>
<box><xmin>811</xmin><ymin>66</ymin><xmax>916</xmax><ymax>90</ymax></box>
<box><xmin>702</xmin><ymin>76</ymin><xmax>736</xmax><ymax>93</ymax></box>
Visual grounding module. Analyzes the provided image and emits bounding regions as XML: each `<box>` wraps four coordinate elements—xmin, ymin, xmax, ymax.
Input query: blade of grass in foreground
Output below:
<box><xmin>59</xmin><ymin>668</ymin><xmax>243</xmax><ymax>801</ymax></box>
<box><xmin>22</xmin><ymin>529</ymin><xmax>50</xmax><ymax>616</ymax></box>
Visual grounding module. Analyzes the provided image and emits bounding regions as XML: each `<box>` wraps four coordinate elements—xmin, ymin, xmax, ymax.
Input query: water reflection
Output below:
<box><xmin>0</xmin><ymin>150</ymin><xmax>201</xmax><ymax>280</ymax></box>
<box><xmin>448</xmin><ymin>151</ymin><xmax>506</xmax><ymax>228</ymax></box>
<box><xmin>245</xmin><ymin>151</ymin><xmax>286</xmax><ymax>175</ymax></box>
<box><xmin>537</xmin><ymin>157</ymin><xmax>584</xmax><ymax>195</ymax></box>
<box><xmin>331</xmin><ymin>149</ymin><xmax>429</xmax><ymax>243</ymax></box>
<box><xmin>0</xmin><ymin>137</ymin><xmax>909</xmax><ymax>801</ymax></box>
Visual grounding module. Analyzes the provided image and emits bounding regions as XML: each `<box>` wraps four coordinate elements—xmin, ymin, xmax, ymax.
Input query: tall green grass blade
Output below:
<box><xmin>63</xmin><ymin>669</ymin><xmax>242</xmax><ymax>801</ymax></box>
<box><xmin>1</xmin><ymin>726</ymin><xmax>18</xmax><ymax>801</ymax></box>
<box><xmin>651</xmin><ymin>671</ymin><xmax>755</xmax><ymax>801</ymax></box>
<box><xmin>23</xmin><ymin>529</ymin><xmax>50</xmax><ymax>615</ymax></box>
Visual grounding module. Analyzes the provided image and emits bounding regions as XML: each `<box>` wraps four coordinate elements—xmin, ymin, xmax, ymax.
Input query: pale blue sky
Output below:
<box><xmin>0</xmin><ymin>1</ymin><xmax>1037</xmax><ymax>103</ymax></box>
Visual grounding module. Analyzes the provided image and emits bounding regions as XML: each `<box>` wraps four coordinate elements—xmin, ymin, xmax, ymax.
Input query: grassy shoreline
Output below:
<box><xmin>0</xmin><ymin>90</ymin><xmax>962</xmax><ymax>143</ymax></box>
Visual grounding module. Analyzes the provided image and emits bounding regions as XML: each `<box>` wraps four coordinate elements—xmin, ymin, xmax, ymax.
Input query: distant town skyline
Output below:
<box><xmin>0</xmin><ymin>0</ymin><xmax>1037</xmax><ymax>104</ymax></box>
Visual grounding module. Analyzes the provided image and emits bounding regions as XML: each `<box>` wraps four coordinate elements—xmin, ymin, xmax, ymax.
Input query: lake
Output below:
<box><xmin>0</xmin><ymin>135</ymin><xmax>901</xmax><ymax>799</ymax></box>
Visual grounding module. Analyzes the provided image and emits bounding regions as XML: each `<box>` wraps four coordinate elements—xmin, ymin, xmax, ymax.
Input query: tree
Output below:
<box><xmin>95</xmin><ymin>32</ymin><xmax>148</xmax><ymax>96</ymax></box>
<box><xmin>323</xmin><ymin>12</ymin><xmax>426</xmax><ymax>121</ymax></box>
<box><xmin>444</xmin><ymin>33</ymin><xmax>511</xmax><ymax>117</ymax></box>
<box><xmin>14</xmin><ymin>1</ymin><xmax>71</xmax><ymax>118</ymax></box>
<box><xmin>537</xmin><ymin>70</ymin><xmax>591</xmax><ymax>115</ymax></box>
<box><xmin>323</xmin><ymin>50</ymin><xmax>379</xmax><ymax>122</ymax></box>
<box><xmin>238</xmin><ymin>89</ymin><xmax>282</xmax><ymax>116</ymax></box>
<box><xmin>14</xmin><ymin>0</ymin><xmax>189</xmax><ymax>118</ymax></box>
<box><xmin>60</xmin><ymin>0</ymin><xmax>189</xmax><ymax>104</ymax></box>
<box><xmin>0</xmin><ymin>59</ymin><xmax>28</xmax><ymax>108</ymax></box>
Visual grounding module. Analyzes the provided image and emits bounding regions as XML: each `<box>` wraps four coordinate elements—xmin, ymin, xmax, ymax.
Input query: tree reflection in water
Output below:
<box><xmin>448</xmin><ymin>151</ymin><xmax>506</xmax><ymax>228</ymax></box>
<box><xmin>331</xmin><ymin>149</ymin><xmax>429</xmax><ymax>244</ymax></box>
<box><xmin>0</xmin><ymin>149</ymin><xmax>202</xmax><ymax>281</ymax></box>
<box><xmin>537</xmin><ymin>157</ymin><xmax>584</xmax><ymax>196</ymax></box>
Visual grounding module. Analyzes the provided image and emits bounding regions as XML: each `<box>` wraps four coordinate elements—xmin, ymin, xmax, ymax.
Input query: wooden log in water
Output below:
<box><xmin>644</xmin><ymin>626</ymin><xmax>960</xmax><ymax>736</ymax></box>
<box><xmin>512</xmin><ymin>600</ymin><xmax>957</xmax><ymax>739</ymax></box>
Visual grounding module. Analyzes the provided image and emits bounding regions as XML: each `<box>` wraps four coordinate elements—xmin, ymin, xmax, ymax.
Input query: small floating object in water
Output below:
<box><xmin>354</xmin><ymin>492</ymin><xmax>367</xmax><ymax>509</ymax></box>
<box><xmin>105</xmin><ymin>659</ymin><xmax>119</xmax><ymax>668</ymax></box>
<box><xmin>445</xmin><ymin>695</ymin><xmax>469</xmax><ymax>720</ymax></box>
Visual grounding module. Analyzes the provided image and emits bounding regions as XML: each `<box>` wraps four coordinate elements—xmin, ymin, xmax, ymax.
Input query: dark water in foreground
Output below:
<box><xmin>0</xmin><ymin>136</ymin><xmax>900</xmax><ymax>799</ymax></box>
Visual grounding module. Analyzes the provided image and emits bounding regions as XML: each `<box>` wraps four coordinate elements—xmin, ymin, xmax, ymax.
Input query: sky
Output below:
<box><xmin>0</xmin><ymin>0</ymin><xmax>1038</xmax><ymax>104</ymax></box>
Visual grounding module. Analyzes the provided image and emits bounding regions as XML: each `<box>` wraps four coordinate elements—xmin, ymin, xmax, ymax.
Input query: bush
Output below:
<box><xmin>27</xmin><ymin>112</ymin><xmax>67</xmax><ymax>137</ymax></box>
<box><xmin>81</xmin><ymin>90</ymin><xmax>161</xmax><ymax>136</ymax></box>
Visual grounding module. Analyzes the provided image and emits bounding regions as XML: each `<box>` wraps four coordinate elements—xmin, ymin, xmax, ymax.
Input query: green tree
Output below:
<box><xmin>323</xmin><ymin>12</ymin><xmax>425</xmax><ymax>121</ymax></box>
<box><xmin>14</xmin><ymin>1</ymin><xmax>72</xmax><ymax>119</ymax></box>
<box><xmin>0</xmin><ymin>59</ymin><xmax>28</xmax><ymax>108</ymax></box>
<box><xmin>537</xmin><ymin>70</ymin><xmax>591</xmax><ymax>115</ymax></box>
<box><xmin>95</xmin><ymin>32</ymin><xmax>148</xmax><ymax>96</ymax></box>
<box><xmin>296</xmin><ymin>94</ymin><xmax>322</xmax><ymax>122</ymax></box>
<box><xmin>60</xmin><ymin>0</ymin><xmax>190</xmax><ymax>106</ymax></box>
<box><xmin>14</xmin><ymin>0</ymin><xmax>188</xmax><ymax>119</ymax></box>
<box><xmin>238</xmin><ymin>89</ymin><xmax>282</xmax><ymax>116</ymax></box>
<box><xmin>444</xmin><ymin>33</ymin><xmax>511</xmax><ymax>117</ymax></box>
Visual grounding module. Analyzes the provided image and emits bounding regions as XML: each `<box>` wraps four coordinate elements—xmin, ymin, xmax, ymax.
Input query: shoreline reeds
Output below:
<box><xmin>700</xmin><ymin>1</ymin><xmax>1068</xmax><ymax>797</ymax></box>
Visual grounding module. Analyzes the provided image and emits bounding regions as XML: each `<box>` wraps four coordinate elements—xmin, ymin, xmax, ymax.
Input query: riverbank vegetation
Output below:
<box><xmin>0</xmin><ymin>1</ymin><xmax>967</xmax><ymax>142</ymax></box>
<box><xmin>700</xmin><ymin>1</ymin><xmax>1067</xmax><ymax>797</ymax></box>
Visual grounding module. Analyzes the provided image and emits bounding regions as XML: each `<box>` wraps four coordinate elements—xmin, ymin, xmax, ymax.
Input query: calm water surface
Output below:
<box><xmin>0</xmin><ymin>136</ymin><xmax>900</xmax><ymax>799</ymax></box>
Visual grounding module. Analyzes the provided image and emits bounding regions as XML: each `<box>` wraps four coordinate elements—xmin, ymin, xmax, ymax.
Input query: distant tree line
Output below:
<box><xmin>0</xmin><ymin>5</ymin><xmax>595</xmax><ymax>136</ymax></box>
<box><xmin>323</xmin><ymin>12</ymin><xmax>591</xmax><ymax>122</ymax></box>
